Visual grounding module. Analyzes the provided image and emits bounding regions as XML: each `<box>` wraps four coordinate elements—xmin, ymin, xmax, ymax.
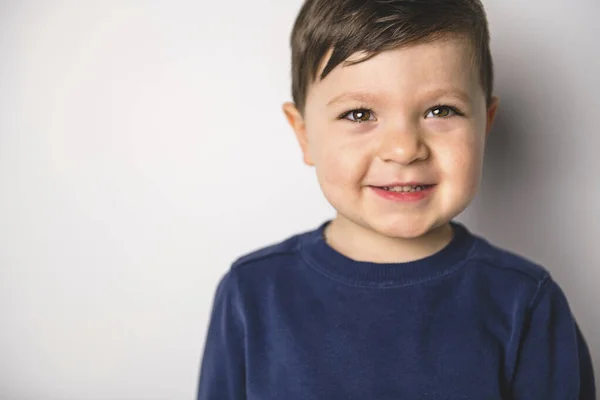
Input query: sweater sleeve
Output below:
<box><xmin>511</xmin><ymin>276</ymin><xmax>596</xmax><ymax>399</ymax></box>
<box><xmin>196</xmin><ymin>270</ymin><xmax>246</xmax><ymax>399</ymax></box>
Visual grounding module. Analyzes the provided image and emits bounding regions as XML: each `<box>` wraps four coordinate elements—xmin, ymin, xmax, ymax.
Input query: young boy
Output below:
<box><xmin>197</xmin><ymin>0</ymin><xmax>596</xmax><ymax>398</ymax></box>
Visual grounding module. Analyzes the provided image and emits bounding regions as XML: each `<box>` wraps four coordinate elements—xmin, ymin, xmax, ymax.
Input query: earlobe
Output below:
<box><xmin>282</xmin><ymin>102</ymin><xmax>315</xmax><ymax>166</ymax></box>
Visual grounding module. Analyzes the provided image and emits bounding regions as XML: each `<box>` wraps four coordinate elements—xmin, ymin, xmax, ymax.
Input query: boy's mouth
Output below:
<box><xmin>373</xmin><ymin>184</ymin><xmax>436</xmax><ymax>193</ymax></box>
<box><xmin>369</xmin><ymin>184</ymin><xmax>437</xmax><ymax>202</ymax></box>
<box><xmin>373</xmin><ymin>182</ymin><xmax>435</xmax><ymax>193</ymax></box>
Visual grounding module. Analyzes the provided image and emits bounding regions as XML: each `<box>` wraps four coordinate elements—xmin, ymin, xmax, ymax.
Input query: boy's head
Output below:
<box><xmin>283</xmin><ymin>0</ymin><xmax>499</xmax><ymax>241</ymax></box>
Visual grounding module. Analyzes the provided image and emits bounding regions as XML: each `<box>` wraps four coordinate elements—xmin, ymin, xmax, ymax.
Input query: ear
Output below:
<box><xmin>485</xmin><ymin>96</ymin><xmax>500</xmax><ymax>137</ymax></box>
<box><xmin>282</xmin><ymin>102</ymin><xmax>314</xmax><ymax>166</ymax></box>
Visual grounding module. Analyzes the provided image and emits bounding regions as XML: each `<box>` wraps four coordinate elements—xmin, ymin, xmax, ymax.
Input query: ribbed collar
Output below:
<box><xmin>299</xmin><ymin>219</ymin><xmax>475</xmax><ymax>288</ymax></box>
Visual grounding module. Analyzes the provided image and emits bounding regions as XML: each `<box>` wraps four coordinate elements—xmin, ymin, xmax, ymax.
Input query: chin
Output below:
<box><xmin>366</xmin><ymin>210</ymin><xmax>456</xmax><ymax>238</ymax></box>
<box><xmin>372</xmin><ymin>221</ymin><xmax>438</xmax><ymax>239</ymax></box>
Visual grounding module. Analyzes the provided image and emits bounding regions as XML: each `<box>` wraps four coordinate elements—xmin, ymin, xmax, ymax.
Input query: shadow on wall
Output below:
<box><xmin>460</xmin><ymin>34</ymin><xmax>599</xmax><ymax>383</ymax></box>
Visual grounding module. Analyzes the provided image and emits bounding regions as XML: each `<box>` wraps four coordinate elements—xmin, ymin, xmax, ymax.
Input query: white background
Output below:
<box><xmin>0</xmin><ymin>1</ymin><xmax>598</xmax><ymax>399</ymax></box>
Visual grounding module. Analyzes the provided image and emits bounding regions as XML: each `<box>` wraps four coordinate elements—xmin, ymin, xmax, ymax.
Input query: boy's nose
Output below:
<box><xmin>376</xmin><ymin>124</ymin><xmax>430</xmax><ymax>165</ymax></box>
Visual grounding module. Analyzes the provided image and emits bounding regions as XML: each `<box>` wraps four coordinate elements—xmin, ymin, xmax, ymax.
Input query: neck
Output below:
<box><xmin>323</xmin><ymin>216</ymin><xmax>454</xmax><ymax>264</ymax></box>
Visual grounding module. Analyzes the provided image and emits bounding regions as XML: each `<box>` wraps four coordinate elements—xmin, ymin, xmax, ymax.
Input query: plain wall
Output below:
<box><xmin>0</xmin><ymin>1</ymin><xmax>598</xmax><ymax>399</ymax></box>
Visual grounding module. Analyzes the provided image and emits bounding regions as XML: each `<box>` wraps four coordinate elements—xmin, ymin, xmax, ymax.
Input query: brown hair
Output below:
<box><xmin>289</xmin><ymin>0</ymin><xmax>494</xmax><ymax>115</ymax></box>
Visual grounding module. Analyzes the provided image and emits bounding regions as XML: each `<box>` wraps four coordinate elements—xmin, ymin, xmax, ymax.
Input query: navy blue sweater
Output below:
<box><xmin>197</xmin><ymin>220</ymin><xmax>595</xmax><ymax>399</ymax></box>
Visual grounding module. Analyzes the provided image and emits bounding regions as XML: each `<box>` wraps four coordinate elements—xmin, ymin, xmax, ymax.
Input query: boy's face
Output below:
<box><xmin>283</xmin><ymin>35</ymin><xmax>499</xmax><ymax>240</ymax></box>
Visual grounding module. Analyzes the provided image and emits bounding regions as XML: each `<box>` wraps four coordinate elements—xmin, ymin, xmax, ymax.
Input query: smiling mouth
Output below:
<box><xmin>374</xmin><ymin>184</ymin><xmax>436</xmax><ymax>193</ymax></box>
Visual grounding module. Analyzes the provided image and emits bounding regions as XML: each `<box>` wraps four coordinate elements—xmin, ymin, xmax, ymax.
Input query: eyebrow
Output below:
<box><xmin>326</xmin><ymin>88</ymin><xmax>472</xmax><ymax>107</ymax></box>
<box><xmin>326</xmin><ymin>92</ymin><xmax>384</xmax><ymax>107</ymax></box>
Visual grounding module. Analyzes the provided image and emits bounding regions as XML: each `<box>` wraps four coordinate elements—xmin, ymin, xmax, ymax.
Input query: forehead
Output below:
<box><xmin>307</xmin><ymin>35</ymin><xmax>480</xmax><ymax>105</ymax></box>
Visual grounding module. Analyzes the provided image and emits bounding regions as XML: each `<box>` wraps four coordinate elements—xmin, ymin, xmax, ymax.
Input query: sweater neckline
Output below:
<box><xmin>299</xmin><ymin>219</ymin><xmax>475</xmax><ymax>288</ymax></box>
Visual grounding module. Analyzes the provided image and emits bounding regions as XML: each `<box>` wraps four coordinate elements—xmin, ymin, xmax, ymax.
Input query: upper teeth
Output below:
<box><xmin>383</xmin><ymin>185</ymin><xmax>427</xmax><ymax>192</ymax></box>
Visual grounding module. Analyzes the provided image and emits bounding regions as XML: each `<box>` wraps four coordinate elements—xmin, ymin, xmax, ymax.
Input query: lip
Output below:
<box><xmin>369</xmin><ymin>184</ymin><xmax>437</xmax><ymax>202</ymax></box>
<box><xmin>376</xmin><ymin>181</ymin><xmax>434</xmax><ymax>187</ymax></box>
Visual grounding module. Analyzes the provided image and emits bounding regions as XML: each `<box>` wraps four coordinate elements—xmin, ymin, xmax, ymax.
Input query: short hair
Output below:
<box><xmin>289</xmin><ymin>0</ymin><xmax>494</xmax><ymax>115</ymax></box>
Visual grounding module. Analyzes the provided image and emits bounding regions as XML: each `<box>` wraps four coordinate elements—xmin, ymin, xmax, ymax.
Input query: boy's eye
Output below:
<box><xmin>425</xmin><ymin>105</ymin><xmax>461</xmax><ymax>118</ymax></box>
<box><xmin>339</xmin><ymin>105</ymin><xmax>462</xmax><ymax>123</ymax></box>
<box><xmin>340</xmin><ymin>108</ymin><xmax>375</xmax><ymax>123</ymax></box>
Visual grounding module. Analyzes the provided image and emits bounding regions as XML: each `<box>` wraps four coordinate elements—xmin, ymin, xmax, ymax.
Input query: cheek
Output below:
<box><xmin>318</xmin><ymin>150</ymin><xmax>360</xmax><ymax>190</ymax></box>
<box><xmin>313</xmin><ymin>135</ymin><xmax>371</xmax><ymax>187</ymax></box>
<box><xmin>439</xmin><ymin>133</ymin><xmax>485</xmax><ymax>192</ymax></box>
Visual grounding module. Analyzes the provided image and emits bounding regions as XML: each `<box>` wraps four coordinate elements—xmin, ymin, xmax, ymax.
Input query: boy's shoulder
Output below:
<box><xmin>464</xmin><ymin>228</ymin><xmax>558</xmax><ymax>307</ymax></box>
<box><xmin>468</xmin><ymin>229</ymin><xmax>550</xmax><ymax>284</ymax></box>
<box><xmin>229</xmin><ymin>226</ymin><xmax>312</xmax><ymax>271</ymax></box>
